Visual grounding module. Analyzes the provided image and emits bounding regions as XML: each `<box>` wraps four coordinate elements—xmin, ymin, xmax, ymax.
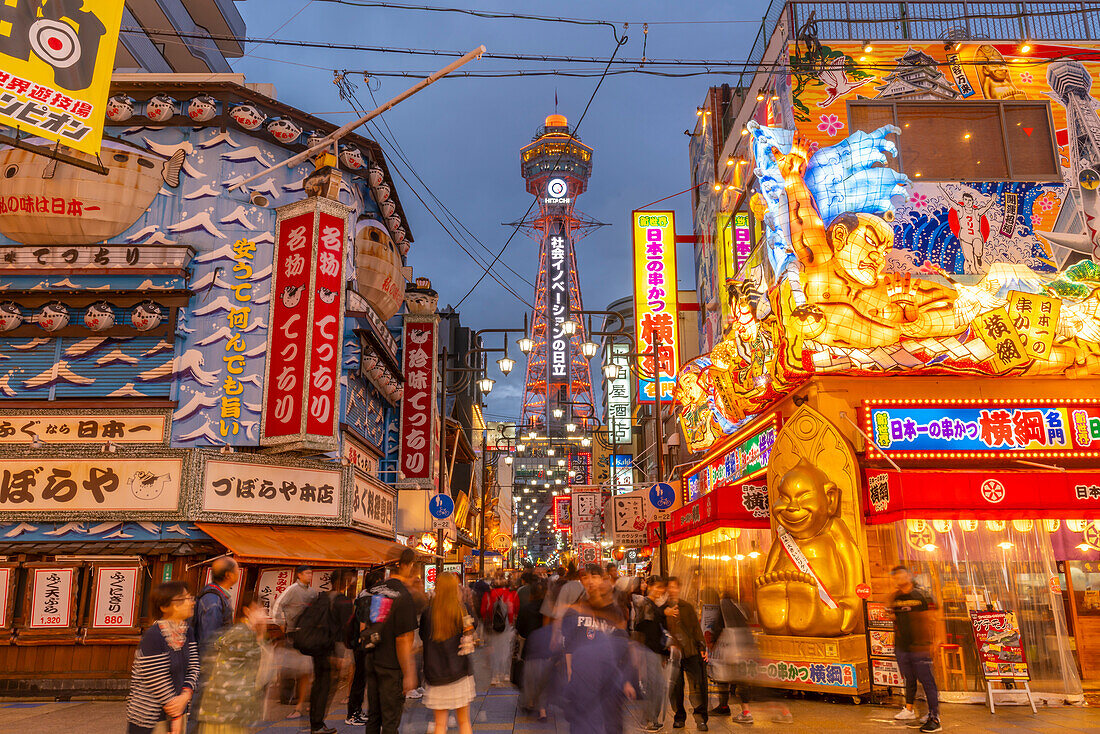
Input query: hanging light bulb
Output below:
<box><xmin>517</xmin><ymin>335</ymin><xmax>535</xmax><ymax>354</ymax></box>
<box><xmin>603</xmin><ymin>363</ymin><xmax>620</xmax><ymax>380</ymax></box>
<box><xmin>565</xmin><ymin>422</ymin><xmax>577</xmax><ymax>433</ymax></box>
<box><xmin>497</xmin><ymin>356</ymin><xmax>516</xmax><ymax>375</ymax></box>
<box><xmin>504</xmin><ymin>456</ymin><xmax>513</xmax><ymax>465</ymax></box>
<box><xmin>547</xmin><ymin>448</ymin><xmax>555</xmax><ymax>456</ymax></box>
<box><xmin>581</xmin><ymin>340</ymin><xmax>598</xmax><ymax>358</ymax></box>
<box><xmin>477</xmin><ymin>376</ymin><xmax>495</xmax><ymax>394</ymax></box>
<box><xmin>561</xmin><ymin>319</ymin><xmax>578</xmax><ymax>336</ymax></box>
<box><xmin>516</xmin><ymin>443</ymin><xmax>525</xmax><ymax>452</ymax></box>
<box><xmin>552</xmin><ymin>408</ymin><xmax>564</xmax><ymax>419</ymax></box>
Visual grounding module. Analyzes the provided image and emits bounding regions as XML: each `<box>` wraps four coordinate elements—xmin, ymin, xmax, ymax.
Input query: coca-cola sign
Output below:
<box><xmin>260</xmin><ymin>197</ymin><xmax>350</xmax><ymax>452</ymax></box>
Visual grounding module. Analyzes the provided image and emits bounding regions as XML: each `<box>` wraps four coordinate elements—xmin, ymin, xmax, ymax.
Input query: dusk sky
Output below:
<box><xmin>230</xmin><ymin>0</ymin><xmax>772</xmax><ymax>420</ymax></box>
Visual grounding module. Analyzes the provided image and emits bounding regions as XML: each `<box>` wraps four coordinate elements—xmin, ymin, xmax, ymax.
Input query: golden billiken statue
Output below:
<box><xmin>754</xmin><ymin>460</ymin><xmax>862</xmax><ymax>637</ymax></box>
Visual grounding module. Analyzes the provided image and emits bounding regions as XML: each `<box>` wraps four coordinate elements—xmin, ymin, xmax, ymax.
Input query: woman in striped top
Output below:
<box><xmin>126</xmin><ymin>581</ymin><xmax>200</xmax><ymax>734</ymax></box>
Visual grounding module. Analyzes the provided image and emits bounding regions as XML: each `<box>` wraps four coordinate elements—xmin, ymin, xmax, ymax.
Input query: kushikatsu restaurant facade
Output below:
<box><xmin>0</xmin><ymin>76</ymin><xmax>410</xmax><ymax>695</ymax></box>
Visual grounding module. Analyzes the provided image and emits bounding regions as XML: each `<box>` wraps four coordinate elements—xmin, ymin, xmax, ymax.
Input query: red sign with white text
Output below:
<box><xmin>305</xmin><ymin>212</ymin><xmax>345</xmax><ymax>437</ymax></box>
<box><xmin>399</xmin><ymin>320</ymin><xmax>437</xmax><ymax>484</ymax></box>
<box><xmin>864</xmin><ymin>469</ymin><xmax>1100</xmax><ymax>521</ymax></box>
<box><xmin>261</xmin><ymin>200</ymin><xmax>348</xmax><ymax>451</ymax></box>
<box><xmin>262</xmin><ymin>210</ymin><xmax>313</xmax><ymax>439</ymax></box>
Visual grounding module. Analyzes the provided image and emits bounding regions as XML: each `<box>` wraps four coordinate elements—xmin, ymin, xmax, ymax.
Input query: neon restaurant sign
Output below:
<box><xmin>684</xmin><ymin>417</ymin><xmax>778</xmax><ymax>503</ymax></box>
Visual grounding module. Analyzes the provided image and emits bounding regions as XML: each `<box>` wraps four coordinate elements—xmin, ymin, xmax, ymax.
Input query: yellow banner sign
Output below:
<box><xmin>0</xmin><ymin>412</ymin><xmax>166</xmax><ymax>443</ymax></box>
<box><xmin>1007</xmin><ymin>290</ymin><xmax>1061</xmax><ymax>361</ymax></box>
<box><xmin>0</xmin><ymin>1</ymin><xmax>126</xmax><ymax>155</ymax></box>
<box><xmin>632</xmin><ymin>210</ymin><xmax>680</xmax><ymax>402</ymax></box>
<box><xmin>973</xmin><ymin>307</ymin><xmax>1029</xmax><ymax>372</ymax></box>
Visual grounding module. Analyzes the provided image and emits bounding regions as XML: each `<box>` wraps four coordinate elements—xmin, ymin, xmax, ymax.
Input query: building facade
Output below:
<box><xmin>671</xmin><ymin>0</ymin><xmax>1100</xmax><ymax>702</ymax></box>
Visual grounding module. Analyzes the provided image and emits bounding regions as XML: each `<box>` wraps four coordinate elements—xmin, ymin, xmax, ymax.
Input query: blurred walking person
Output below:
<box><xmin>347</xmin><ymin>569</ymin><xmax>385</xmax><ymax>725</ymax></box>
<box><xmin>188</xmin><ymin>558</ymin><xmax>239</xmax><ymax>734</ymax></box>
<box><xmin>272</xmin><ymin>566</ymin><xmax>317</xmax><ymax>720</ymax></box>
<box><xmin>195</xmin><ymin>594</ymin><xmax>271</xmax><ymax>734</ymax></box>
<box><xmin>515</xmin><ymin>580</ymin><xmax>551</xmax><ymax>721</ymax></box>
<box><xmin>292</xmin><ymin>569</ymin><xmax>354</xmax><ymax>734</ymax></box>
<box><xmin>560</xmin><ymin>564</ymin><xmax>636</xmax><ymax>734</ymax></box>
<box><xmin>420</xmin><ymin>572</ymin><xmax>477</xmax><ymax>734</ymax></box>
<box><xmin>664</xmin><ymin>577</ymin><xmax>708</xmax><ymax>731</ymax></box>
<box><xmin>127</xmin><ymin>581</ymin><xmax>200</xmax><ymax>734</ymax></box>
<box><xmin>480</xmin><ymin>572</ymin><xmax>518</xmax><ymax>685</ymax></box>
<box><xmin>889</xmin><ymin>566</ymin><xmax>941</xmax><ymax>732</ymax></box>
<box><xmin>635</xmin><ymin>576</ymin><xmax>670</xmax><ymax>732</ymax></box>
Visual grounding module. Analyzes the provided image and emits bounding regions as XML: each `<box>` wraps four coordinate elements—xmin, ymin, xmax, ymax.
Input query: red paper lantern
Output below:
<box><xmin>612</xmin><ymin>548</ymin><xmax>625</xmax><ymax>561</ymax></box>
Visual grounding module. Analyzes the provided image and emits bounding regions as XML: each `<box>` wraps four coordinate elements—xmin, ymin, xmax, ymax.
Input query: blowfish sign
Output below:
<box><xmin>632</xmin><ymin>210</ymin><xmax>679</xmax><ymax>403</ymax></box>
<box><xmin>260</xmin><ymin>197</ymin><xmax>350</xmax><ymax>453</ymax></box>
<box><xmin>0</xmin><ymin>0</ymin><xmax>125</xmax><ymax>155</ymax></box>
<box><xmin>399</xmin><ymin>318</ymin><xmax>438</xmax><ymax>487</ymax></box>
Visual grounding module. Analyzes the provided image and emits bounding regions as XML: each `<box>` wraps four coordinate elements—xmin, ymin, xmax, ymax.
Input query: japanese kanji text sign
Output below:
<box><xmin>684</xmin><ymin>421</ymin><xmax>776</xmax><ymax>503</ymax></box>
<box><xmin>0</xmin><ymin>458</ymin><xmax>181</xmax><ymax>512</ymax></box>
<box><xmin>969</xmin><ymin>610</ymin><xmax>1030</xmax><ymax>681</ymax></box>
<box><xmin>547</xmin><ymin>224</ymin><xmax>569</xmax><ymax>383</ymax></box>
<box><xmin>865</xmin><ymin>401</ymin><xmax>1100</xmax><ymax>456</ymax></box>
<box><xmin>28</xmin><ymin>566</ymin><xmax>74</xmax><ymax>628</ymax></box>
<box><xmin>90</xmin><ymin>565</ymin><xmax>138</xmax><ymax>628</ymax></box>
<box><xmin>399</xmin><ymin>318</ymin><xmax>438</xmax><ymax>487</ymax></box>
<box><xmin>351</xmin><ymin>473</ymin><xmax>397</xmax><ymax>536</ymax></box>
<box><xmin>201</xmin><ymin>458</ymin><xmax>342</xmax><ymax>519</ymax></box>
<box><xmin>0</xmin><ymin>0</ymin><xmax>125</xmax><ymax>155</ymax></box>
<box><xmin>632</xmin><ymin>211</ymin><xmax>679</xmax><ymax>402</ymax></box>
<box><xmin>607</xmin><ymin>342</ymin><xmax>632</xmax><ymax>444</ymax></box>
<box><xmin>260</xmin><ymin>198</ymin><xmax>350</xmax><ymax>452</ymax></box>
<box><xmin>0</xmin><ymin>412</ymin><xmax>166</xmax><ymax>444</ymax></box>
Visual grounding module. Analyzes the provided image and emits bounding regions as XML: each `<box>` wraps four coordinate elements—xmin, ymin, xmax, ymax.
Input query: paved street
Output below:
<box><xmin>1</xmin><ymin>647</ymin><xmax>1095</xmax><ymax>734</ymax></box>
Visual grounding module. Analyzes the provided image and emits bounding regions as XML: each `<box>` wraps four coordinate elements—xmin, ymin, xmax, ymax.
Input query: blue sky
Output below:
<box><xmin>230</xmin><ymin>0</ymin><xmax>772</xmax><ymax>420</ymax></box>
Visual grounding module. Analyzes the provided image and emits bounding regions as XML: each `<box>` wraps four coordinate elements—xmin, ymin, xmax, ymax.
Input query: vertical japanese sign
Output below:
<box><xmin>571</xmin><ymin>488</ymin><xmax>602</xmax><ymax>545</ymax></box>
<box><xmin>607</xmin><ymin>342</ymin><xmax>632</xmax><ymax>444</ymax></box>
<box><xmin>548</xmin><ymin>224</ymin><xmax>569</xmax><ymax>384</ymax></box>
<box><xmin>90</xmin><ymin>566</ymin><xmax>138</xmax><ymax>628</ymax></box>
<box><xmin>399</xmin><ymin>318</ymin><xmax>438</xmax><ymax>487</ymax></box>
<box><xmin>0</xmin><ymin>0</ymin><xmax>125</xmax><ymax>155</ymax></box>
<box><xmin>29</xmin><ymin>567</ymin><xmax>74</xmax><ymax>628</ymax></box>
<box><xmin>221</xmin><ymin>239</ymin><xmax>256</xmax><ymax>439</ymax></box>
<box><xmin>1007</xmin><ymin>290</ymin><xmax>1060</xmax><ymax>361</ymax></box>
<box><xmin>260</xmin><ymin>198</ymin><xmax>349</xmax><ymax>452</ymax></box>
<box><xmin>734</xmin><ymin>212</ymin><xmax>752</xmax><ymax>262</ymax></box>
<box><xmin>632</xmin><ymin>211</ymin><xmax>680</xmax><ymax>402</ymax></box>
<box><xmin>256</xmin><ymin>568</ymin><xmax>294</xmax><ymax>616</ymax></box>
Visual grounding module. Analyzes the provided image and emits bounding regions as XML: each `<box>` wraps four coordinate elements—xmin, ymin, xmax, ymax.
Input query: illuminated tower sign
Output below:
<box><xmin>517</xmin><ymin>114</ymin><xmax>598</xmax><ymax>430</ymax></box>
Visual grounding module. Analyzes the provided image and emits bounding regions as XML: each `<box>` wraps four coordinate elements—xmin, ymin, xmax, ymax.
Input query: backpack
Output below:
<box><xmin>491</xmin><ymin>595</ymin><xmax>508</xmax><ymax>633</ymax></box>
<box><xmin>292</xmin><ymin>593</ymin><xmax>335</xmax><ymax>656</ymax></box>
<box><xmin>353</xmin><ymin>588</ymin><xmax>393</xmax><ymax>651</ymax></box>
<box><xmin>191</xmin><ymin>585</ymin><xmax>230</xmax><ymax>645</ymax></box>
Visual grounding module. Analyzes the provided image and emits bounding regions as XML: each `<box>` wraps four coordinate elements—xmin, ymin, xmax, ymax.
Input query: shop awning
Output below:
<box><xmin>195</xmin><ymin>523</ymin><xmax>406</xmax><ymax>567</ymax></box>
<box><xmin>667</xmin><ymin>478</ymin><xmax>771</xmax><ymax>543</ymax></box>
<box><xmin>445</xmin><ymin>419</ymin><xmax>477</xmax><ymax>465</ymax></box>
<box><xmin>863</xmin><ymin>469</ymin><xmax>1100</xmax><ymax>523</ymax></box>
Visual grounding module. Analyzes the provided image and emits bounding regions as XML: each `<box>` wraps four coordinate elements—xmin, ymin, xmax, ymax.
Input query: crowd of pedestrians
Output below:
<box><xmin>124</xmin><ymin>554</ymin><xmax>940</xmax><ymax>734</ymax></box>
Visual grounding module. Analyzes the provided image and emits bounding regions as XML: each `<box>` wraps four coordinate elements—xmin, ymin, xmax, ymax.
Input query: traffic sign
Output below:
<box><xmin>648</xmin><ymin>482</ymin><xmax>676</xmax><ymax>510</ymax></box>
<box><xmin>429</xmin><ymin>493</ymin><xmax>455</xmax><ymax>519</ymax></box>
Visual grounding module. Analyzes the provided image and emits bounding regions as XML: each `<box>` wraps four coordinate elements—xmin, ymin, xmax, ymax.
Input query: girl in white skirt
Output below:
<box><xmin>419</xmin><ymin>573</ymin><xmax>476</xmax><ymax>734</ymax></box>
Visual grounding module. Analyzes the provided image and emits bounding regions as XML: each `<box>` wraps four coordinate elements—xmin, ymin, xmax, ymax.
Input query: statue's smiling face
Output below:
<box><xmin>829</xmin><ymin>214</ymin><xmax>893</xmax><ymax>287</ymax></box>
<box><xmin>773</xmin><ymin>462</ymin><xmax>838</xmax><ymax>539</ymax></box>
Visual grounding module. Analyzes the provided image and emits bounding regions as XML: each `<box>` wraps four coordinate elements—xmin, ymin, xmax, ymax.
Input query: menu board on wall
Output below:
<box><xmin>0</xmin><ymin>567</ymin><xmax>11</xmax><ymax>628</ymax></box>
<box><xmin>969</xmin><ymin>609</ymin><xmax>1030</xmax><ymax>681</ymax></box>
<box><xmin>29</xmin><ymin>567</ymin><xmax>75</xmax><ymax>628</ymax></box>
<box><xmin>90</xmin><ymin>566</ymin><xmax>140</xmax><ymax>629</ymax></box>
<box><xmin>866</xmin><ymin>601</ymin><xmax>901</xmax><ymax>689</ymax></box>
<box><xmin>257</xmin><ymin>568</ymin><xmax>295</xmax><ymax>616</ymax></box>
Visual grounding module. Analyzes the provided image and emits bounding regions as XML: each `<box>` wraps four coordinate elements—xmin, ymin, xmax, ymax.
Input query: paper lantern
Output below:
<box><xmin>906</xmin><ymin>519</ymin><xmax>927</xmax><ymax>533</ymax></box>
<box><xmin>230</xmin><ymin>103</ymin><xmax>266</xmax><ymax>130</ymax></box>
<box><xmin>354</xmin><ymin>219</ymin><xmax>403</xmax><ymax>321</ymax></box>
<box><xmin>1067</xmin><ymin>520</ymin><xmax>1088</xmax><ymax>532</ymax></box>
<box><xmin>0</xmin><ymin>138</ymin><xmax>183</xmax><ymax>245</ymax></box>
<box><xmin>932</xmin><ymin>519</ymin><xmax>952</xmax><ymax>533</ymax></box>
<box><xmin>1011</xmin><ymin>519</ymin><xmax>1034</xmax><ymax>533</ymax></box>
<box><xmin>0</xmin><ymin>302</ymin><xmax>22</xmax><ymax>331</ymax></box>
<box><xmin>187</xmin><ymin>94</ymin><xmax>217</xmax><ymax>122</ymax></box>
<box><xmin>986</xmin><ymin>520</ymin><xmax>1006</xmax><ymax>532</ymax></box>
<box><xmin>267</xmin><ymin>117</ymin><xmax>302</xmax><ymax>144</ymax></box>
<box><xmin>959</xmin><ymin>519</ymin><xmax>980</xmax><ymax>531</ymax></box>
<box><xmin>145</xmin><ymin>94</ymin><xmax>176</xmax><ymax>122</ymax></box>
<box><xmin>105</xmin><ymin>94</ymin><xmax>135</xmax><ymax>122</ymax></box>
<box><xmin>1044</xmin><ymin>519</ymin><xmax>1061</xmax><ymax>532</ymax></box>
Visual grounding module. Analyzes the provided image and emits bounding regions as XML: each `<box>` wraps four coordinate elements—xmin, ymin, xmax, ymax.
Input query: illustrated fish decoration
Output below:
<box><xmin>187</xmin><ymin>94</ymin><xmax>218</xmax><ymax>122</ymax></box>
<box><xmin>145</xmin><ymin>94</ymin><xmax>177</xmax><ymax>123</ymax></box>
<box><xmin>318</xmin><ymin>287</ymin><xmax>337</xmax><ymax>304</ymax></box>
<box><xmin>230</xmin><ymin>103</ymin><xmax>267</xmax><ymax>130</ymax></box>
<box><xmin>0</xmin><ymin>301</ymin><xmax>22</xmax><ymax>331</ymax></box>
<box><xmin>266</xmin><ymin>117</ymin><xmax>302</xmax><ymax>144</ymax></box>
<box><xmin>281</xmin><ymin>284</ymin><xmax>306</xmax><ymax>309</ymax></box>
<box><xmin>105</xmin><ymin>95</ymin><xmax>135</xmax><ymax>122</ymax></box>
<box><xmin>84</xmin><ymin>300</ymin><xmax>115</xmax><ymax>331</ymax></box>
<box><xmin>131</xmin><ymin>301</ymin><xmax>165</xmax><ymax>332</ymax></box>
<box><xmin>35</xmin><ymin>301</ymin><xmax>69</xmax><ymax>332</ymax></box>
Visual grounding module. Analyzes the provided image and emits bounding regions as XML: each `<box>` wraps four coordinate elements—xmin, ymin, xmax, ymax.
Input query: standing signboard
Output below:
<box><xmin>0</xmin><ymin>0</ymin><xmax>126</xmax><ymax>155</ymax></box>
<box><xmin>631</xmin><ymin>210</ymin><xmax>680</xmax><ymax>403</ymax></box>
<box><xmin>399</xmin><ymin>318</ymin><xmax>439</xmax><ymax>488</ymax></box>
<box><xmin>260</xmin><ymin>197</ymin><xmax>350</xmax><ymax>453</ymax></box>
<box><xmin>866</xmin><ymin>601</ymin><xmax>902</xmax><ymax>689</ymax></box>
<box><xmin>969</xmin><ymin>608</ymin><xmax>1036</xmax><ymax>713</ymax></box>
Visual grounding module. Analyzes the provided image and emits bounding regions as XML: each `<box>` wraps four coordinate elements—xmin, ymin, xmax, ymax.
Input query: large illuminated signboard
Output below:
<box><xmin>548</xmin><ymin>223</ymin><xmax>569</xmax><ymax>384</ymax></box>
<box><xmin>632</xmin><ymin>210</ymin><xmax>679</xmax><ymax>403</ymax></box>
<box><xmin>684</xmin><ymin>420</ymin><xmax>777</xmax><ymax>503</ymax></box>
<box><xmin>607</xmin><ymin>342</ymin><xmax>632</xmax><ymax>444</ymax></box>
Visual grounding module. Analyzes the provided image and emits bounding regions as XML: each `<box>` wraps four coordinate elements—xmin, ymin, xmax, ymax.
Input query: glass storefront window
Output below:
<box><xmin>667</xmin><ymin>527</ymin><xmax>771</xmax><ymax>622</ymax></box>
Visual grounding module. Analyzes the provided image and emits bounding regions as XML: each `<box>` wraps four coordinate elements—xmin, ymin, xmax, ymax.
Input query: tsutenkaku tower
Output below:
<box><xmin>519</xmin><ymin>113</ymin><xmax>596</xmax><ymax>430</ymax></box>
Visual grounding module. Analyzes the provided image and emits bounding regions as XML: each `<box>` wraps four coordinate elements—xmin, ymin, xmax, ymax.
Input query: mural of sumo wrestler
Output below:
<box><xmin>0</xmin><ymin>137</ymin><xmax>185</xmax><ymax>245</ymax></box>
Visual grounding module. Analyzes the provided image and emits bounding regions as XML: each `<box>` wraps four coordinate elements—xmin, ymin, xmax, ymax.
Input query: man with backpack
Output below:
<box><xmin>187</xmin><ymin>556</ymin><xmax>239</xmax><ymax>734</ymax></box>
<box><xmin>293</xmin><ymin>569</ymin><xmax>354</xmax><ymax>734</ymax></box>
<box><xmin>346</xmin><ymin>569</ymin><xmax>385</xmax><ymax>725</ymax></box>
<box><xmin>273</xmin><ymin>566</ymin><xmax>318</xmax><ymax>721</ymax></box>
<box><xmin>480</xmin><ymin>572</ymin><xmax>518</xmax><ymax>685</ymax></box>
<box><xmin>358</xmin><ymin>548</ymin><xmax>420</xmax><ymax>734</ymax></box>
